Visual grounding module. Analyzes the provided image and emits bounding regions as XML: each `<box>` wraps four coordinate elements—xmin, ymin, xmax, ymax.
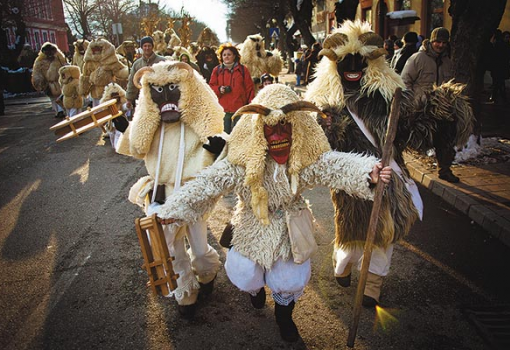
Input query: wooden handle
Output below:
<box><xmin>347</xmin><ymin>87</ymin><xmax>402</xmax><ymax>347</ymax></box>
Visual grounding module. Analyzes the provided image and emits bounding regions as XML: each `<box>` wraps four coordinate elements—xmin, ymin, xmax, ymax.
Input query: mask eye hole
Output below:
<box><xmin>150</xmin><ymin>85</ymin><xmax>164</xmax><ymax>93</ymax></box>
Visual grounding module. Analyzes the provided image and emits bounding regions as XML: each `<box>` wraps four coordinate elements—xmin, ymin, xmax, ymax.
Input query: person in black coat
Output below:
<box><xmin>392</xmin><ymin>31</ymin><xmax>418</xmax><ymax>74</ymax></box>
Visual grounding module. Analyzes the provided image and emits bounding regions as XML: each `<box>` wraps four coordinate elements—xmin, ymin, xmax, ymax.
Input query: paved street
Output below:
<box><xmin>1</xmin><ymin>95</ymin><xmax>510</xmax><ymax>350</ymax></box>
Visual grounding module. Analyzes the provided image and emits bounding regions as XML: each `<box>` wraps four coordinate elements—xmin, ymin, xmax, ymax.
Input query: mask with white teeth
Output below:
<box><xmin>337</xmin><ymin>53</ymin><xmax>367</xmax><ymax>92</ymax></box>
<box><xmin>150</xmin><ymin>83</ymin><xmax>181</xmax><ymax>123</ymax></box>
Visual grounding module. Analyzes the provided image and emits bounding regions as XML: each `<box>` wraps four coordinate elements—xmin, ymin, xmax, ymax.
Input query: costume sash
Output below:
<box><xmin>347</xmin><ymin>107</ymin><xmax>423</xmax><ymax>220</ymax></box>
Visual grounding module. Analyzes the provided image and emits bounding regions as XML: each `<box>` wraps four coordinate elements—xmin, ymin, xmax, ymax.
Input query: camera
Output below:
<box><xmin>223</xmin><ymin>86</ymin><xmax>232</xmax><ymax>93</ymax></box>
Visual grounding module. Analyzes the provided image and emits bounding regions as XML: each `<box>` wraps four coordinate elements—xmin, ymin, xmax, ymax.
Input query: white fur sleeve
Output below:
<box><xmin>158</xmin><ymin>159</ymin><xmax>239</xmax><ymax>223</ymax></box>
<box><xmin>301</xmin><ymin>151</ymin><xmax>377</xmax><ymax>201</ymax></box>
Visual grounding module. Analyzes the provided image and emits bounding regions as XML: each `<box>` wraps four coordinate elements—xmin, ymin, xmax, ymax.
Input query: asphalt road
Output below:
<box><xmin>1</xmin><ymin>99</ymin><xmax>509</xmax><ymax>350</ymax></box>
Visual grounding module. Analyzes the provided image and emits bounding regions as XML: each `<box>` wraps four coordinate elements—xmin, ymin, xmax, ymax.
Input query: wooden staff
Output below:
<box><xmin>347</xmin><ymin>87</ymin><xmax>402</xmax><ymax>348</ymax></box>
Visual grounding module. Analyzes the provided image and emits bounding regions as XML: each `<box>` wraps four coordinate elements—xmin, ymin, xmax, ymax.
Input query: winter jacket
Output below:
<box><xmin>401</xmin><ymin>40</ymin><xmax>454</xmax><ymax>100</ymax></box>
<box><xmin>209</xmin><ymin>63</ymin><xmax>255</xmax><ymax>113</ymax></box>
<box><xmin>392</xmin><ymin>43</ymin><xmax>418</xmax><ymax>74</ymax></box>
<box><xmin>125</xmin><ymin>52</ymin><xmax>167</xmax><ymax>102</ymax></box>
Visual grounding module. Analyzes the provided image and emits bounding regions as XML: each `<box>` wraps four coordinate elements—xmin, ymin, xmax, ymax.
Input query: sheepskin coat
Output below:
<box><xmin>31</xmin><ymin>42</ymin><xmax>67</xmax><ymax>98</ymax></box>
<box><xmin>116</xmin><ymin>60</ymin><xmax>224</xmax><ymax>199</ymax></box>
<box><xmin>159</xmin><ymin>83</ymin><xmax>378</xmax><ymax>269</ymax></box>
<box><xmin>160</xmin><ymin>150</ymin><xmax>376</xmax><ymax>270</ymax></box>
<box><xmin>80</xmin><ymin>38</ymin><xmax>129</xmax><ymax>99</ymax></box>
<box><xmin>240</xmin><ymin>34</ymin><xmax>283</xmax><ymax>80</ymax></box>
<box><xmin>305</xmin><ymin>20</ymin><xmax>473</xmax><ymax>249</ymax></box>
<box><xmin>59</xmin><ymin>65</ymin><xmax>83</xmax><ymax>109</ymax></box>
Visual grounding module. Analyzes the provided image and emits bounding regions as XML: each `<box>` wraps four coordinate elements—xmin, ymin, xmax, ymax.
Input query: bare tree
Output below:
<box><xmin>92</xmin><ymin>0</ymin><xmax>136</xmax><ymax>44</ymax></box>
<box><xmin>63</xmin><ymin>0</ymin><xmax>97</xmax><ymax>38</ymax></box>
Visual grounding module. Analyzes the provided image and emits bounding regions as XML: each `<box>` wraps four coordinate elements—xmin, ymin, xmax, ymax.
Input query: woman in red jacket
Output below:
<box><xmin>209</xmin><ymin>43</ymin><xmax>255</xmax><ymax>133</ymax></box>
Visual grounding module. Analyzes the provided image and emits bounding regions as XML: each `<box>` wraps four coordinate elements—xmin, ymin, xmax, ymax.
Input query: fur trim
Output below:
<box><xmin>129</xmin><ymin>60</ymin><xmax>224</xmax><ymax>157</ymax></box>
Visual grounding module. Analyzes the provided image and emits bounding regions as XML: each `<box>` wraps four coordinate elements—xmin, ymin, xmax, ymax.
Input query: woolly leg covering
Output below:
<box><xmin>275</xmin><ymin>301</ymin><xmax>299</xmax><ymax>342</ymax></box>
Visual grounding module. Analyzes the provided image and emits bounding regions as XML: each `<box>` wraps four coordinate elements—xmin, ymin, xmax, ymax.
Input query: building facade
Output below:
<box><xmin>310</xmin><ymin>0</ymin><xmax>510</xmax><ymax>41</ymax></box>
<box><xmin>5</xmin><ymin>0</ymin><xmax>69</xmax><ymax>53</ymax></box>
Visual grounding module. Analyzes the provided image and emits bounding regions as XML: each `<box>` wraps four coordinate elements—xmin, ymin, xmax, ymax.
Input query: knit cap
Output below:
<box><xmin>430</xmin><ymin>27</ymin><xmax>450</xmax><ymax>42</ymax></box>
<box><xmin>140</xmin><ymin>36</ymin><xmax>154</xmax><ymax>47</ymax></box>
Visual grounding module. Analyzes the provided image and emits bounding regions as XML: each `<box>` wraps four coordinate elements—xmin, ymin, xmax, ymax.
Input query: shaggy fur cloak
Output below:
<box><xmin>31</xmin><ymin>42</ymin><xmax>67</xmax><ymax>98</ymax></box>
<box><xmin>80</xmin><ymin>38</ymin><xmax>129</xmax><ymax>99</ymax></box>
<box><xmin>59</xmin><ymin>65</ymin><xmax>83</xmax><ymax>109</ymax></box>
<box><xmin>305</xmin><ymin>20</ymin><xmax>474</xmax><ymax>249</ymax></box>
<box><xmin>240</xmin><ymin>34</ymin><xmax>283</xmax><ymax>82</ymax></box>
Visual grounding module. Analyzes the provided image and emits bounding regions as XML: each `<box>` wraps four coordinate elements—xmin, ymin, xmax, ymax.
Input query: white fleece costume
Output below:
<box><xmin>159</xmin><ymin>84</ymin><xmax>379</xmax><ymax>305</ymax></box>
<box><xmin>117</xmin><ymin>61</ymin><xmax>224</xmax><ymax>306</ymax></box>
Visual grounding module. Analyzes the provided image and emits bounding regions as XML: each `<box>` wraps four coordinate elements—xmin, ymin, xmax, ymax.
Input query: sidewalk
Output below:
<box><xmin>405</xmin><ymin>151</ymin><xmax>510</xmax><ymax>248</ymax></box>
<box><xmin>279</xmin><ymin>71</ymin><xmax>510</xmax><ymax>249</ymax></box>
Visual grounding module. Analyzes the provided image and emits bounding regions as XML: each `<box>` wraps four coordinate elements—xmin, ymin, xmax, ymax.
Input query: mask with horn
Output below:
<box><xmin>134</xmin><ymin>62</ymin><xmax>193</xmax><ymax>123</ymax></box>
<box><xmin>310</xmin><ymin>20</ymin><xmax>404</xmax><ymax>108</ymax></box>
<box><xmin>227</xmin><ymin>84</ymin><xmax>331</xmax><ymax>224</ymax></box>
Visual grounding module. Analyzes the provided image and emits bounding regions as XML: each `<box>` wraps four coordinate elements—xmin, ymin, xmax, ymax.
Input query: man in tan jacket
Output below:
<box><xmin>401</xmin><ymin>27</ymin><xmax>459</xmax><ymax>183</ymax></box>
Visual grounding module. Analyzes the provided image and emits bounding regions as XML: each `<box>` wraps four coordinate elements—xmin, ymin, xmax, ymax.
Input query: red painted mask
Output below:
<box><xmin>264</xmin><ymin>121</ymin><xmax>292</xmax><ymax>164</ymax></box>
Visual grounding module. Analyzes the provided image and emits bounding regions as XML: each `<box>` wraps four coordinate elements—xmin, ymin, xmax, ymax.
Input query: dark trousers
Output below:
<box><xmin>224</xmin><ymin>112</ymin><xmax>239</xmax><ymax>134</ymax></box>
<box><xmin>433</xmin><ymin>121</ymin><xmax>456</xmax><ymax>176</ymax></box>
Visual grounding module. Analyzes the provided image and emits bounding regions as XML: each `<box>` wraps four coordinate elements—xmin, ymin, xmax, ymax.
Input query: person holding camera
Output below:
<box><xmin>209</xmin><ymin>43</ymin><xmax>255</xmax><ymax>133</ymax></box>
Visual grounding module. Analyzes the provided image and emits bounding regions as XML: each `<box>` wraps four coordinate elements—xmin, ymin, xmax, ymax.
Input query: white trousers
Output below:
<box><xmin>160</xmin><ymin>221</ymin><xmax>220</xmax><ymax>305</ymax></box>
<box><xmin>50</xmin><ymin>97</ymin><xmax>64</xmax><ymax>113</ymax></box>
<box><xmin>225</xmin><ymin>247</ymin><xmax>311</xmax><ymax>306</ymax></box>
<box><xmin>67</xmin><ymin>108</ymin><xmax>81</xmax><ymax>117</ymax></box>
<box><xmin>333</xmin><ymin>244</ymin><xmax>394</xmax><ymax>277</ymax></box>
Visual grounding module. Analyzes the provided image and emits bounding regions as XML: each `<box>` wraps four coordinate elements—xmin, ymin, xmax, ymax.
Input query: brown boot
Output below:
<box><xmin>363</xmin><ymin>272</ymin><xmax>383</xmax><ymax>308</ymax></box>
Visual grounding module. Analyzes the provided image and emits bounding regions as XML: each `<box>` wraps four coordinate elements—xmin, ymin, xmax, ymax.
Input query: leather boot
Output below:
<box><xmin>275</xmin><ymin>301</ymin><xmax>299</xmax><ymax>342</ymax></box>
<box><xmin>363</xmin><ymin>272</ymin><xmax>383</xmax><ymax>308</ymax></box>
<box><xmin>199</xmin><ymin>274</ymin><xmax>216</xmax><ymax>298</ymax></box>
<box><xmin>177</xmin><ymin>303</ymin><xmax>196</xmax><ymax>319</ymax></box>
<box><xmin>250</xmin><ymin>287</ymin><xmax>266</xmax><ymax>309</ymax></box>
<box><xmin>335</xmin><ymin>262</ymin><xmax>353</xmax><ymax>287</ymax></box>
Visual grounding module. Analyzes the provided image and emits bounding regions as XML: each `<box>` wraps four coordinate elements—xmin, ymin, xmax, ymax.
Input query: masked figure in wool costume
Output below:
<box><xmin>72</xmin><ymin>39</ymin><xmax>89</xmax><ymax>72</ymax></box>
<box><xmin>80</xmin><ymin>38</ymin><xmax>129</xmax><ymax>107</ymax></box>
<box><xmin>31</xmin><ymin>42</ymin><xmax>67</xmax><ymax>118</ymax></box>
<box><xmin>58</xmin><ymin>65</ymin><xmax>83</xmax><ymax>117</ymax></box>
<box><xmin>100</xmin><ymin>82</ymin><xmax>130</xmax><ymax>149</ymax></box>
<box><xmin>240</xmin><ymin>34</ymin><xmax>283</xmax><ymax>90</ymax></box>
<box><xmin>152</xmin><ymin>30</ymin><xmax>168</xmax><ymax>55</ymax></box>
<box><xmin>116</xmin><ymin>61</ymin><xmax>225</xmax><ymax>318</ymax></box>
<box><xmin>305</xmin><ymin>20</ymin><xmax>473</xmax><ymax>307</ymax></box>
<box><xmin>156</xmin><ymin>83</ymin><xmax>392</xmax><ymax>342</ymax></box>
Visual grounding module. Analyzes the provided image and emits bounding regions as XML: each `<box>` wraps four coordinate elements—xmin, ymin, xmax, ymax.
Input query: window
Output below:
<box><xmin>429</xmin><ymin>0</ymin><xmax>444</xmax><ymax>33</ymax></box>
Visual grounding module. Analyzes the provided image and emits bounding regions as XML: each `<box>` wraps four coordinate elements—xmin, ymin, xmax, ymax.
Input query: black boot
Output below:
<box><xmin>177</xmin><ymin>304</ymin><xmax>196</xmax><ymax>320</ymax></box>
<box><xmin>249</xmin><ymin>287</ymin><xmax>266</xmax><ymax>309</ymax></box>
<box><xmin>199</xmin><ymin>275</ymin><xmax>216</xmax><ymax>297</ymax></box>
<box><xmin>275</xmin><ymin>301</ymin><xmax>299</xmax><ymax>342</ymax></box>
